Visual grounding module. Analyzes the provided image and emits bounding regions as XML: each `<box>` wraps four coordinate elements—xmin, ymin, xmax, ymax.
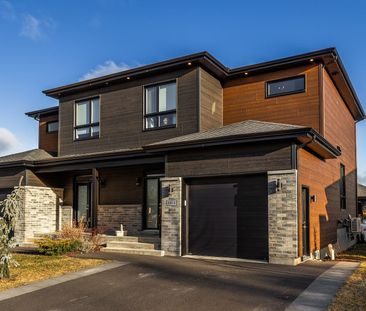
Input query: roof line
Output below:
<box><xmin>25</xmin><ymin>106</ymin><xmax>59</xmax><ymax>119</ymax></box>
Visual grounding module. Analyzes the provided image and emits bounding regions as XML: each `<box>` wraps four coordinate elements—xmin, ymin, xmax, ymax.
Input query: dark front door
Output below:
<box><xmin>187</xmin><ymin>174</ymin><xmax>268</xmax><ymax>260</ymax></box>
<box><xmin>302</xmin><ymin>186</ymin><xmax>310</xmax><ymax>256</ymax></box>
<box><xmin>75</xmin><ymin>183</ymin><xmax>92</xmax><ymax>228</ymax></box>
<box><xmin>144</xmin><ymin>177</ymin><xmax>161</xmax><ymax>230</ymax></box>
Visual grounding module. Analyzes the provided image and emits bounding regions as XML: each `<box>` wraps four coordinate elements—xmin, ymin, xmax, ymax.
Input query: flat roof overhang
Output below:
<box><xmin>25</xmin><ymin>106</ymin><xmax>59</xmax><ymax>120</ymax></box>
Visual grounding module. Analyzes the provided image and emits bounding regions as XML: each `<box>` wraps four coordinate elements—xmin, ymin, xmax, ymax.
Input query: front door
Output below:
<box><xmin>76</xmin><ymin>183</ymin><xmax>92</xmax><ymax>228</ymax></box>
<box><xmin>302</xmin><ymin>186</ymin><xmax>310</xmax><ymax>257</ymax></box>
<box><xmin>144</xmin><ymin>177</ymin><xmax>161</xmax><ymax>230</ymax></box>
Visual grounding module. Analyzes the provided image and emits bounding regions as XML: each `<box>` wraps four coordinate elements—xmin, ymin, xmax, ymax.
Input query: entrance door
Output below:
<box><xmin>76</xmin><ymin>183</ymin><xmax>92</xmax><ymax>228</ymax></box>
<box><xmin>301</xmin><ymin>186</ymin><xmax>310</xmax><ymax>257</ymax></box>
<box><xmin>144</xmin><ymin>177</ymin><xmax>161</xmax><ymax>230</ymax></box>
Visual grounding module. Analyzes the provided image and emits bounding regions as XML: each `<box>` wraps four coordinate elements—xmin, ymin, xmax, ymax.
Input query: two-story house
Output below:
<box><xmin>0</xmin><ymin>48</ymin><xmax>363</xmax><ymax>265</ymax></box>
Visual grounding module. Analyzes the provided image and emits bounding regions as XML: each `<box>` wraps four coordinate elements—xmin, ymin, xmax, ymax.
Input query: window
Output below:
<box><xmin>144</xmin><ymin>82</ymin><xmax>176</xmax><ymax>130</ymax></box>
<box><xmin>46</xmin><ymin>121</ymin><xmax>58</xmax><ymax>133</ymax></box>
<box><xmin>74</xmin><ymin>97</ymin><xmax>100</xmax><ymax>140</ymax></box>
<box><xmin>340</xmin><ymin>164</ymin><xmax>346</xmax><ymax>210</ymax></box>
<box><xmin>266</xmin><ymin>75</ymin><xmax>305</xmax><ymax>98</ymax></box>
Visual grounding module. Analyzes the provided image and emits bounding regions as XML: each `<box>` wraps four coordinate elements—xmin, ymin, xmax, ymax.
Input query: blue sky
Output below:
<box><xmin>0</xmin><ymin>0</ymin><xmax>365</xmax><ymax>182</ymax></box>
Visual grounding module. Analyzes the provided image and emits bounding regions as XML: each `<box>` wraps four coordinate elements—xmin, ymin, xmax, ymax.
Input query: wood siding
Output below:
<box><xmin>166</xmin><ymin>142</ymin><xmax>292</xmax><ymax>177</ymax></box>
<box><xmin>199</xmin><ymin>68</ymin><xmax>223</xmax><ymax>131</ymax></box>
<box><xmin>39</xmin><ymin>114</ymin><xmax>58</xmax><ymax>155</ymax></box>
<box><xmin>298</xmin><ymin>68</ymin><xmax>357</xmax><ymax>255</ymax></box>
<box><xmin>58</xmin><ymin>68</ymin><xmax>199</xmax><ymax>156</ymax></box>
<box><xmin>0</xmin><ymin>167</ymin><xmax>26</xmax><ymax>189</ymax></box>
<box><xmin>223</xmin><ymin>65</ymin><xmax>320</xmax><ymax>130</ymax></box>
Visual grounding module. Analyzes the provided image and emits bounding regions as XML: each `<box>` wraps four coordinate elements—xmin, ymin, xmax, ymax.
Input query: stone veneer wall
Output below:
<box><xmin>15</xmin><ymin>186</ymin><xmax>64</xmax><ymax>243</ymax></box>
<box><xmin>97</xmin><ymin>204</ymin><xmax>142</xmax><ymax>234</ymax></box>
<box><xmin>268</xmin><ymin>170</ymin><xmax>299</xmax><ymax>265</ymax></box>
<box><xmin>60</xmin><ymin>205</ymin><xmax>73</xmax><ymax>229</ymax></box>
<box><xmin>160</xmin><ymin>177</ymin><xmax>182</xmax><ymax>256</ymax></box>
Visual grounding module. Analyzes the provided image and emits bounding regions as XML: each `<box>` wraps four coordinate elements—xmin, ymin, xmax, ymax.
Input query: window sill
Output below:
<box><xmin>73</xmin><ymin>136</ymin><xmax>100</xmax><ymax>142</ymax></box>
<box><xmin>143</xmin><ymin>125</ymin><xmax>177</xmax><ymax>132</ymax></box>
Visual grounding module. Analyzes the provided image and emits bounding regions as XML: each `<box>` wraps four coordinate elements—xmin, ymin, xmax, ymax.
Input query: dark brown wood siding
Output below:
<box><xmin>0</xmin><ymin>167</ymin><xmax>26</xmax><ymax>189</ymax></box>
<box><xmin>199</xmin><ymin>68</ymin><xmax>223</xmax><ymax>131</ymax></box>
<box><xmin>58</xmin><ymin>68</ymin><xmax>199</xmax><ymax>156</ymax></box>
<box><xmin>223</xmin><ymin>64</ymin><xmax>320</xmax><ymax>130</ymax></box>
<box><xmin>39</xmin><ymin>114</ymin><xmax>58</xmax><ymax>155</ymax></box>
<box><xmin>166</xmin><ymin>142</ymin><xmax>292</xmax><ymax>177</ymax></box>
<box><xmin>298</xmin><ymin>68</ymin><xmax>357</xmax><ymax>255</ymax></box>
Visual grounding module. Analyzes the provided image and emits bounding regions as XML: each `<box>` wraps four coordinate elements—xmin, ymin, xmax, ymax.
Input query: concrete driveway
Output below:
<box><xmin>0</xmin><ymin>253</ymin><xmax>334</xmax><ymax>311</ymax></box>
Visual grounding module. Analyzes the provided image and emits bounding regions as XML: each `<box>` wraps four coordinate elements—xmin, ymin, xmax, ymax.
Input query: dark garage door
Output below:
<box><xmin>187</xmin><ymin>174</ymin><xmax>268</xmax><ymax>260</ymax></box>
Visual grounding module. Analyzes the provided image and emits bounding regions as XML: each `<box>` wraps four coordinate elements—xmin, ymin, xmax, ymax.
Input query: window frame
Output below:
<box><xmin>143</xmin><ymin>80</ymin><xmax>177</xmax><ymax>131</ymax></box>
<box><xmin>46</xmin><ymin>121</ymin><xmax>59</xmax><ymax>134</ymax></box>
<box><xmin>265</xmin><ymin>74</ymin><xmax>306</xmax><ymax>99</ymax></box>
<box><xmin>340</xmin><ymin>163</ymin><xmax>346</xmax><ymax>210</ymax></box>
<box><xmin>73</xmin><ymin>96</ymin><xmax>100</xmax><ymax>141</ymax></box>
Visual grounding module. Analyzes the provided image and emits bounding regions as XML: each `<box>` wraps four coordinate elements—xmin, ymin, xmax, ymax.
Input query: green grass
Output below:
<box><xmin>0</xmin><ymin>254</ymin><xmax>108</xmax><ymax>291</ymax></box>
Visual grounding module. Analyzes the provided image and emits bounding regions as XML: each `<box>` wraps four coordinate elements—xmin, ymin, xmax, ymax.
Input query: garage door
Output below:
<box><xmin>187</xmin><ymin>175</ymin><xmax>268</xmax><ymax>260</ymax></box>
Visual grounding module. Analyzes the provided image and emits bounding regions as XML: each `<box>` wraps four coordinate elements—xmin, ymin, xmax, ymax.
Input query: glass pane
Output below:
<box><xmin>76</xmin><ymin>101</ymin><xmax>90</xmax><ymax>126</ymax></box>
<box><xmin>77</xmin><ymin>185</ymin><xmax>89</xmax><ymax>224</ymax></box>
<box><xmin>145</xmin><ymin>87</ymin><xmax>157</xmax><ymax>114</ymax></box>
<box><xmin>267</xmin><ymin>76</ymin><xmax>305</xmax><ymax>97</ymax></box>
<box><xmin>91</xmin><ymin>125</ymin><xmax>100</xmax><ymax>137</ymax></box>
<box><xmin>47</xmin><ymin>121</ymin><xmax>58</xmax><ymax>133</ymax></box>
<box><xmin>146</xmin><ymin>179</ymin><xmax>158</xmax><ymax>229</ymax></box>
<box><xmin>75</xmin><ymin>127</ymin><xmax>90</xmax><ymax>140</ymax></box>
<box><xmin>159</xmin><ymin>113</ymin><xmax>176</xmax><ymax>127</ymax></box>
<box><xmin>159</xmin><ymin>83</ymin><xmax>176</xmax><ymax>112</ymax></box>
<box><xmin>91</xmin><ymin>98</ymin><xmax>100</xmax><ymax>123</ymax></box>
<box><xmin>145</xmin><ymin>116</ymin><xmax>158</xmax><ymax>129</ymax></box>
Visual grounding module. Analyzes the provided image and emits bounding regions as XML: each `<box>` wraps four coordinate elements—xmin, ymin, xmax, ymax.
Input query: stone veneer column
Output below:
<box><xmin>15</xmin><ymin>186</ymin><xmax>64</xmax><ymax>243</ymax></box>
<box><xmin>160</xmin><ymin>177</ymin><xmax>182</xmax><ymax>256</ymax></box>
<box><xmin>268</xmin><ymin>170</ymin><xmax>299</xmax><ymax>265</ymax></box>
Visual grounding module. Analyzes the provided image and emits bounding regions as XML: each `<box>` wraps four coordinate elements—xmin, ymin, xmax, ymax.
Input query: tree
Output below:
<box><xmin>0</xmin><ymin>178</ymin><xmax>23</xmax><ymax>279</ymax></box>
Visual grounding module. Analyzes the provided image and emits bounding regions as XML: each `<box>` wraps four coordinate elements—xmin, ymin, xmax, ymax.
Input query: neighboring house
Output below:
<box><xmin>0</xmin><ymin>48</ymin><xmax>363</xmax><ymax>265</ymax></box>
<box><xmin>358</xmin><ymin>183</ymin><xmax>366</xmax><ymax>217</ymax></box>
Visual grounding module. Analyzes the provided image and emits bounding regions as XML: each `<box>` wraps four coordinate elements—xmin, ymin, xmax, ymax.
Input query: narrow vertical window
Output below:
<box><xmin>340</xmin><ymin>164</ymin><xmax>346</xmax><ymax>210</ymax></box>
<box><xmin>74</xmin><ymin>97</ymin><xmax>100</xmax><ymax>140</ymax></box>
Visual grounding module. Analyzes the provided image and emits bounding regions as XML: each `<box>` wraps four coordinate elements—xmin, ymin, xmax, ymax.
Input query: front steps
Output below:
<box><xmin>101</xmin><ymin>232</ymin><xmax>164</xmax><ymax>256</ymax></box>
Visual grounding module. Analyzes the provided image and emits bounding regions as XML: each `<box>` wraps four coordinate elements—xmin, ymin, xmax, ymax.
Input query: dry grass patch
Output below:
<box><xmin>0</xmin><ymin>254</ymin><xmax>107</xmax><ymax>291</ymax></box>
<box><xmin>328</xmin><ymin>243</ymin><xmax>366</xmax><ymax>311</ymax></box>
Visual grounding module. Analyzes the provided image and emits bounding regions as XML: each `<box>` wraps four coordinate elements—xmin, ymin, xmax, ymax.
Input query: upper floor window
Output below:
<box><xmin>46</xmin><ymin>121</ymin><xmax>58</xmax><ymax>133</ymax></box>
<box><xmin>144</xmin><ymin>82</ymin><xmax>176</xmax><ymax>130</ymax></box>
<box><xmin>74</xmin><ymin>97</ymin><xmax>100</xmax><ymax>140</ymax></box>
<box><xmin>266</xmin><ymin>75</ymin><xmax>305</xmax><ymax>98</ymax></box>
<box><xmin>340</xmin><ymin>163</ymin><xmax>346</xmax><ymax>210</ymax></box>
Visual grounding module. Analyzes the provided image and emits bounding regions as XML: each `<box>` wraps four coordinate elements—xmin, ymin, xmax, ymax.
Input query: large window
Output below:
<box><xmin>74</xmin><ymin>97</ymin><xmax>100</xmax><ymax>140</ymax></box>
<box><xmin>46</xmin><ymin>121</ymin><xmax>58</xmax><ymax>133</ymax></box>
<box><xmin>266</xmin><ymin>75</ymin><xmax>305</xmax><ymax>98</ymax></box>
<box><xmin>144</xmin><ymin>82</ymin><xmax>176</xmax><ymax>130</ymax></box>
<box><xmin>340</xmin><ymin>164</ymin><xmax>346</xmax><ymax>210</ymax></box>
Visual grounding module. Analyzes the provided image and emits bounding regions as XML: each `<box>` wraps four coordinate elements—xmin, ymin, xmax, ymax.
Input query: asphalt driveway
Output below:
<box><xmin>0</xmin><ymin>253</ymin><xmax>334</xmax><ymax>311</ymax></box>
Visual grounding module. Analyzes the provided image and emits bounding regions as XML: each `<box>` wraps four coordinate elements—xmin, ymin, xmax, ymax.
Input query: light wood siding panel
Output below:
<box><xmin>166</xmin><ymin>143</ymin><xmax>292</xmax><ymax>177</ymax></box>
<box><xmin>223</xmin><ymin>65</ymin><xmax>320</xmax><ymax>130</ymax></box>
<box><xmin>39</xmin><ymin>114</ymin><xmax>58</xmax><ymax>155</ymax></box>
<box><xmin>58</xmin><ymin>68</ymin><xmax>199</xmax><ymax>156</ymax></box>
<box><xmin>199</xmin><ymin>68</ymin><xmax>223</xmax><ymax>130</ymax></box>
<box><xmin>298</xmin><ymin>68</ymin><xmax>357</xmax><ymax>256</ymax></box>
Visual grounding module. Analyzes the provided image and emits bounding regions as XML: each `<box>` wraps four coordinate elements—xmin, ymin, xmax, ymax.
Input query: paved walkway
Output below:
<box><xmin>0</xmin><ymin>253</ymin><xmax>340</xmax><ymax>311</ymax></box>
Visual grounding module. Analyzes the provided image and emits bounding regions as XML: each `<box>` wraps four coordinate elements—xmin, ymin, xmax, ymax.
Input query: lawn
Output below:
<box><xmin>0</xmin><ymin>254</ymin><xmax>107</xmax><ymax>291</ymax></box>
<box><xmin>328</xmin><ymin>243</ymin><xmax>366</xmax><ymax>311</ymax></box>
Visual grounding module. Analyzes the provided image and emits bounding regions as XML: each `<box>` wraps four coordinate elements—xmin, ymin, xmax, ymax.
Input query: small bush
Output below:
<box><xmin>59</xmin><ymin>219</ymin><xmax>87</xmax><ymax>240</ymax></box>
<box><xmin>36</xmin><ymin>238</ymin><xmax>82</xmax><ymax>256</ymax></box>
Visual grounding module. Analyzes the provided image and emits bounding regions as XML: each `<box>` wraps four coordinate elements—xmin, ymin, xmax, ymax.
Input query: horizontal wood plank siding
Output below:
<box><xmin>0</xmin><ymin>167</ymin><xmax>26</xmax><ymax>189</ymax></box>
<box><xmin>39</xmin><ymin>114</ymin><xmax>58</xmax><ymax>155</ymax></box>
<box><xmin>223</xmin><ymin>65</ymin><xmax>320</xmax><ymax>130</ymax></box>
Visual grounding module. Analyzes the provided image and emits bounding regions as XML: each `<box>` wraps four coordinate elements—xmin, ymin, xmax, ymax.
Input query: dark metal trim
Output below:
<box><xmin>25</xmin><ymin>106</ymin><xmax>59</xmax><ymax>120</ymax></box>
<box><xmin>291</xmin><ymin>143</ymin><xmax>298</xmax><ymax>169</ymax></box>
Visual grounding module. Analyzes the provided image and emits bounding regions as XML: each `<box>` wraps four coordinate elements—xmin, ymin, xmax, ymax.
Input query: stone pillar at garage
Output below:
<box><xmin>160</xmin><ymin>177</ymin><xmax>182</xmax><ymax>256</ymax></box>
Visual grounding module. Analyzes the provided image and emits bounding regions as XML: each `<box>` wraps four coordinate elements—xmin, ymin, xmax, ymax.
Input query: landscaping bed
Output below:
<box><xmin>328</xmin><ymin>243</ymin><xmax>366</xmax><ymax>311</ymax></box>
<box><xmin>0</xmin><ymin>254</ymin><xmax>107</xmax><ymax>291</ymax></box>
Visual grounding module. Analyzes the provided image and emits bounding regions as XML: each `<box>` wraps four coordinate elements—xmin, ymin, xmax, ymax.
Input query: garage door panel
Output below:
<box><xmin>188</xmin><ymin>175</ymin><xmax>268</xmax><ymax>260</ymax></box>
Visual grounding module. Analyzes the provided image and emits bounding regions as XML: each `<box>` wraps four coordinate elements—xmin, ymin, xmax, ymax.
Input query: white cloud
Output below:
<box><xmin>0</xmin><ymin>0</ymin><xmax>16</xmax><ymax>20</ymax></box>
<box><xmin>20</xmin><ymin>14</ymin><xmax>43</xmax><ymax>40</ymax></box>
<box><xmin>80</xmin><ymin>60</ymin><xmax>135</xmax><ymax>81</ymax></box>
<box><xmin>358</xmin><ymin>171</ymin><xmax>366</xmax><ymax>186</ymax></box>
<box><xmin>0</xmin><ymin>128</ymin><xmax>19</xmax><ymax>156</ymax></box>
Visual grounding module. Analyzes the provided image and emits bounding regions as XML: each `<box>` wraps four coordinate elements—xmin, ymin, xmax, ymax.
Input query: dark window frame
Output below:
<box><xmin>340</xmin><ymin>163</ymin><xmax>346</xmax><ymax>210</ymax></box>
<box><xmin>46</xmin><ymin>121</ymin><xmax>59</xmax><ymax>134</ymax></box>
<box><xmin>143</xmin><ymin>81</ymin><xmax>177</xmax><ymax>131</ymax></box>
<box><xmin>265</xmin><ymin>74</ymin><xmax>306</xmax><ymax>98</ymax></box>
<box><xmin>74</xmin><ymin>97</ymin><xmax>100</xmax><ymax>141</ymax></box>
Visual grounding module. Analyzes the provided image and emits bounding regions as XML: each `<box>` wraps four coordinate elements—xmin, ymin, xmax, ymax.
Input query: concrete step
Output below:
<box><xmin>101</xmin><ymin>247</ymin><xmax>164</xmax><ymax>256</ymax></box>
<box><xmin>100</xmin><ymin>235</ymin><xmax>160</xmax><ymax>244</ymax></box>
<box><xmin>106</xmin><ymin>241</ymin><xmax>156</xmax><ymax>250</ymax></box>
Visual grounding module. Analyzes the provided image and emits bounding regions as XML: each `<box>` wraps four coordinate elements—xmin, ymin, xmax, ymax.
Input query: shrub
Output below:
<box><xmin>59</xmin><ymin>219</ymin><xmax>87</xmax><ymax>240</ymax></box>
<box><xmin>36</xmin><ymin>238</ymin><xmax>82</xmax><ymax>256</ymax></box>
